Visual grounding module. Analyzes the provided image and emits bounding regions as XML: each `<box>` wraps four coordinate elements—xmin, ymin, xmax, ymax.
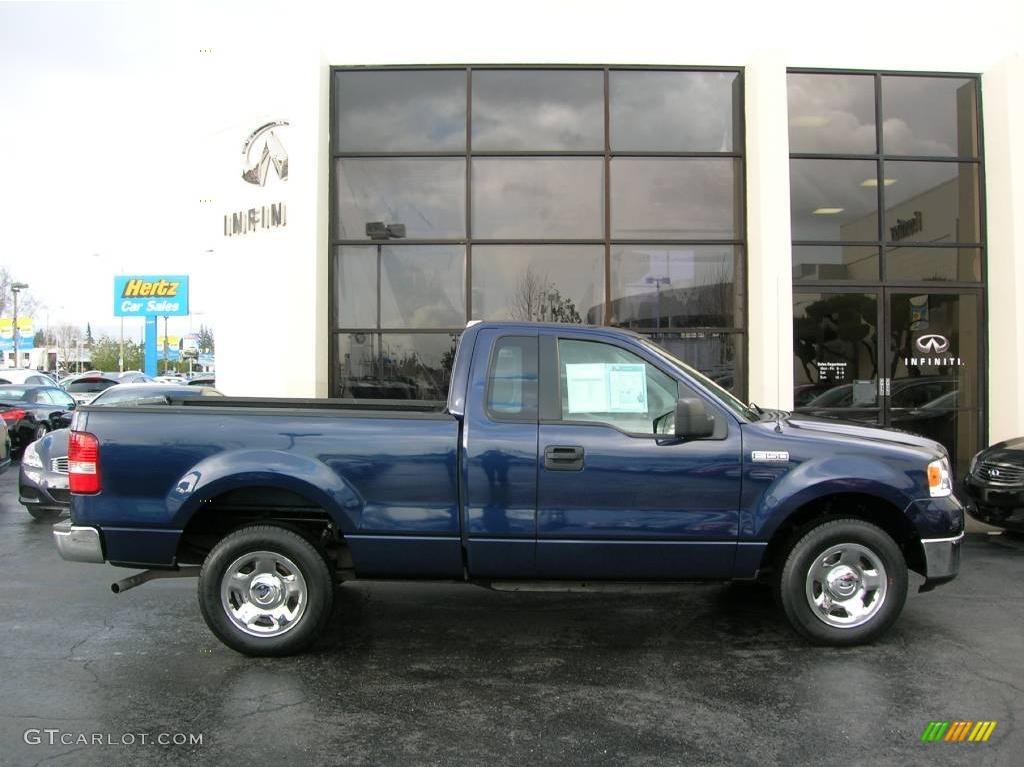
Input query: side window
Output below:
<box><xmin>53</xmin><ymin>390</ymin><xmax>76</xmax><ymax>408</ymax></box>
<box><xmin>486</xmin><ymin>336</ymin><xmax>538</xmax><ymax>421</ymax></box>
<box><xmin>35</xmin><ymin>389</ymin><xmax>56</xmax><ymax>404</ymax></box>
<box><xmin>557</xmin><ymin>339</ymin><xmax>678</xmax><ymax>434</ymax></box>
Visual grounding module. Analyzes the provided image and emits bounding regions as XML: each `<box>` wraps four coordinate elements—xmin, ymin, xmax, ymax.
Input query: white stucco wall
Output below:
<box><xmin>981</xmin><ymin>54</ymin><xmax>1024</xmax><ymax>443</ymax></box>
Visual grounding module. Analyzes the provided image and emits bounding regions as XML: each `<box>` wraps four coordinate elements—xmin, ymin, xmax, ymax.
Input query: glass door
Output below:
<box><xmin>793</xmin><ymin>289</ymin><xmax>882</xmax><ymax>424</ymax></box>
<box><xmin>884</xmin><ymin>289</ymin><xmax>983</xmax><ymax>481</ymax></box>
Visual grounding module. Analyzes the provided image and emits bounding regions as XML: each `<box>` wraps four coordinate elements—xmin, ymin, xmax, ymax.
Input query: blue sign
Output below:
<box><xmin>0</xmin><ymin>339</ymin><xmax>34</xmax><ymax>352</ymax></box>
<box><xmin>114</xmin><ymin>275</ymin><xmax>189</xmax><ymax>317</ymax></box>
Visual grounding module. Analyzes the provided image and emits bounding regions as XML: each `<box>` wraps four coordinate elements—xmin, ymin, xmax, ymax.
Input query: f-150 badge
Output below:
<box><xmin>751</xmin><ymin>451</ymin><xmax>790</xmax><ymax>462</ymax></box>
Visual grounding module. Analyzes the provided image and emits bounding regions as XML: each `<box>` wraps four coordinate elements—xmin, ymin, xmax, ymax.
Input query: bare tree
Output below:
<box><xmin>0</xmin><ymin>266</ymin><xmax>40</xmax><ymax>320</ymax></box>
<box><xmin>53</xmin><ymin>323</ymin><xmax>83</xmax><ymax>370</ymax></box>
<box><xmin>509</xmin><ymin>267</ymin><xmax>582</xmax><ymax>324</ymax></box>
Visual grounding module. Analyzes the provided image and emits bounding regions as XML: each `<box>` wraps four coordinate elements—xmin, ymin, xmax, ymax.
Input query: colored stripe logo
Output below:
<box><xmin>921</xmin><ymin>721</ymin><xmax>997</xmax><ymax>742</ymax></box>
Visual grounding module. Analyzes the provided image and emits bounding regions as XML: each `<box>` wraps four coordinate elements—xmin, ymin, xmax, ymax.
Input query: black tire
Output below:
<box><xmin>777</xmin><ymin>518</ymin><xmax>908</xmax><ymax>646</ymax></box>
<box><xmin>32</xmin><ymin>423</ymin><xmax>48</xmax><ymax>442</ymax></box>
<box><xmin>198</xmin><ymin>525</ymin><xmax>334</xmax><ymax>656</ymax></box>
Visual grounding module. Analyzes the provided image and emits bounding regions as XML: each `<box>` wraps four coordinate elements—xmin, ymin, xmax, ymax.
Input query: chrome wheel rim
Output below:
<box><xmin>805</xmin><ymin>542</ymin><xmax>887</xmax><ymax>628</ymax></box>
<box><xmin>220</xmin><ymin>550</ymin><xmax>308</xmax><ymax>638</ymax></box>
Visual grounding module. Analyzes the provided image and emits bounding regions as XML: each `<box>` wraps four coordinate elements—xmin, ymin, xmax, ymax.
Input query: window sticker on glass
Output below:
<box><xmin>565</xmin><ymin>363</ymin><xmax>610</xmax><ymax>413</ymax></box>
<box><xmin>565</xmin><ymin>363</ymin><xmax>649</xmax><ymax>413</ymax></box>
<box><xmin>608</xmin><ymin>364</ymin><xmax>648</xmax><ymax>412</ymax></box>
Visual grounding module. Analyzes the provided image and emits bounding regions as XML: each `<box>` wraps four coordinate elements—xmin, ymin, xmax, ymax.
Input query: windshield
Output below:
<box><xmin>66</xmin><ymin>379</ymin><xmax>118</xmax><ymax>393</ymax></box>
<box><xmin>638</xmin><ymin>337</ymin><xmax>758</xmax><ymax>421</ymax></box>
<box><xmin>0</xmin><ymin>386</ymin><xmax>29</xmax><ymax>401</ymax></box>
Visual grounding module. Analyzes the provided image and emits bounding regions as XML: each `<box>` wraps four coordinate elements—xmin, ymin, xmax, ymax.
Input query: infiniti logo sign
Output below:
<box><xmin>915</xmin><ymin>334</ymin><xmax>950</xmax><ymax>354</ymax></box>
<box><xmin>242</xmin><ymin>121</ymin><xmax>289</xmax><ymax>186</ymax></box>
<box><xmin>223</xmin><ymin>120</ymin><xmax>290</xmax><ymax>238</ymax></box>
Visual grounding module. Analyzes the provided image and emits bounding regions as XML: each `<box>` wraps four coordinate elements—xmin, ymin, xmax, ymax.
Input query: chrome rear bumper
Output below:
<box><xmin>52</xmin><ymin>521</ymin><xmax>104</xmax><ymax>563</ymax></box>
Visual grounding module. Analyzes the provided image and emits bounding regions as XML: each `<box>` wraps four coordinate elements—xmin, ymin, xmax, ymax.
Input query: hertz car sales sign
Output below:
<box><xmin>114</xmin><ymin>275</ymin><xmax>189</xmax><ymax>317</ymax></box>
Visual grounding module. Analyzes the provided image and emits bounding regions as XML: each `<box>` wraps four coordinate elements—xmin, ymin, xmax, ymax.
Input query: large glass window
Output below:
<box><xmin>472</xmin><ymin>70</ymin><xmax>603</xmax><ymax>151</ymax></box>
<box><xmin>880</xmin><ymin>77</ymin><xmax>979</xmax><ymax>158</ymax></box>
<box><xmin>788</xmin><ymin>71</ymin><xmax>983</xmax><ymax>271</ymax></box>
<box><xmin>471</xmin><ymin>245</ymin><xmax>604</xmax><ymax>324</ymax></box>
<box><xmin>610</xmin><ymin>245</ymin><xmax>739</xmax><ymax>329</ymax></box>
<box><xmin>787</xmin><ymin>73</ymin><xmax>876</xmax><ymax>154</ymax></box>
<box><xmin>333</xmin><ymin>159</ymin><xmax>465</xmax><ymax>240</ymax></box>
<box><xmin>788</xmin><ymin>70</ymin><xmax>985</xmax><ymax>477</ymax></box>
<box><xmin>609</xmin><ymin>70</ymin><xmax>741</xmax><ymax>152</ymax></box>
<box><xmin>472</xmin><ymin>159</ymin><xmax>604</xmax><ymax>238</ymax></box>
<box><xmin>610</xmin><ymin>158</ymin><xmax>741</xmax><ymax>239</ymax></box>
<box><xmin>333</xmin><ymin>69</ymin><xmax>466</xmax><ymax>152</ymax></box>
<box><xmin>331</xmin><ymin>67</ymin><xmax>746</xmax><ymax>399</ymax></box>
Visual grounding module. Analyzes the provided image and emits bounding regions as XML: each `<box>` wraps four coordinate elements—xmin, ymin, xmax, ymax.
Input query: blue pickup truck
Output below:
<box><xmin>54</xmin><ymin>322</ymin><xmax>964</xmax><ymax>655</ymax></box>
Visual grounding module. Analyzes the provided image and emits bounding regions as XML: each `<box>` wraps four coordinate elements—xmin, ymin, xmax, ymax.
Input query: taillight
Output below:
<box><xmin>1</xmin><ymin>409</ymin><xmax>26</xmax><ymax>422</ymax></box>
<box><xmin>69</xmin><ymin>431</ymin><xmax>101</xmax><ymax>494</ymax></box>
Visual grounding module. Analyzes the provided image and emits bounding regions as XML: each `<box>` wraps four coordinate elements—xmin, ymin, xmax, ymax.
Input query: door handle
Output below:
<box><xmin>544</xmin><ymin>445</ymin><xmax>585</xmax><ymax>471</ymax></box>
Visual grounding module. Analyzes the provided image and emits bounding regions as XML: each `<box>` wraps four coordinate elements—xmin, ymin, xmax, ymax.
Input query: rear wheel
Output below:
<box><xmin>777</xmin><ymin>518</ymin><xmax>908</xmax><ymax>645</ymax></box>
<box><xmin>198</xmin><ymin>525</ymin><xmax>334</xmax><ymax>656</ymax></box>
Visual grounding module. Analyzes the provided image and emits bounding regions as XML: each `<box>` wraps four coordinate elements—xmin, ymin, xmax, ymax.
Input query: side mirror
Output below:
<box><xmin>675</xmin><ymin>397</ymin><xmax>715</xmax><ymax>439</ymax></box>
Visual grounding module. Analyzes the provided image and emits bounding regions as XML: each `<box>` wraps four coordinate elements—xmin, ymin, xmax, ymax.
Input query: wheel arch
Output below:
<box><xmin>760</xmin><ymin>492</ymin><xmax>927</xmax><ymax>579</ymax></box>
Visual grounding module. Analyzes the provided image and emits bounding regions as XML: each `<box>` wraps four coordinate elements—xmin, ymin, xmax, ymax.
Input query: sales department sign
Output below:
<box><xmin>114</xmin><ymin>275</ymin><xmax>189</xmax><ymax>317</ymax></box>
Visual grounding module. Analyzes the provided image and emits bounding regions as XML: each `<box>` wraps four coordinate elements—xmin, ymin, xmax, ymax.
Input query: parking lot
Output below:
<box><xmin>0</xmin><ymin>462</ymin><xmax>1021</xmax><ymax>766</ymax></box>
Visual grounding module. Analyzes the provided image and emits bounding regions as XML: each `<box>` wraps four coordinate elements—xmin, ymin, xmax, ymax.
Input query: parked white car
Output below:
<box><xmin>0</xmin><ymin>369</ymin><xmax>58</xmax><ymax>387</ymax></box>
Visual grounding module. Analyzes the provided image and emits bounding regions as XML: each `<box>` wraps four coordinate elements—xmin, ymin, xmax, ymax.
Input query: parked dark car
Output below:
<box><xmin>19</xmin><ymin>383</ymin><xmax>223</xmax><ymax>520</ymax></box>
<box><xmin>0</xmin><ymin>384</ymin><xmax>76</xmax><ymax>449</ymax></box>
<box><xmin>63</xmin><ymin>375</ymin><xmax>121</xmax><ymax>405</ymax></box>
<box><xmin>0</xmin><ymin>419</ymin><xmax>10</xmax><ymax>474</ymax></box>
<box><xmin>964</xmin><ymin>438</ymin><xmax>1024</xmax><ymax>533</ymax></box>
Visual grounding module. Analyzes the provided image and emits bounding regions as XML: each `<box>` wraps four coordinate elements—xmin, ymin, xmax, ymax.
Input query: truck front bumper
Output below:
<box><xmin>53</xmin><ymin>521</ymin><xmax>104</xmax><ymax>563</ymax></box>
<box><xmin>918</xmin><ymin>533</ymin><xmax>963</xmax><ymax>592</ymax></box>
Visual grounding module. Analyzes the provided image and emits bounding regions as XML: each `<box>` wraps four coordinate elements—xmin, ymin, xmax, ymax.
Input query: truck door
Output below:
<box><xmin>462</xmin><ymin>329</ymin><xmax>539</xmax><ymax>577</ymax></box>
<box><xmin>535</xmin><ymin>332</ymin><xmax>741</xmax><ymax>579</ymax></box>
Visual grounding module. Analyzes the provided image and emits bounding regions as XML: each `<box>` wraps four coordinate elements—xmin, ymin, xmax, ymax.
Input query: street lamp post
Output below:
<box><xmin>365</xmin><ymin>222</ymin><xmax>406</xmax><ymax>376</ymax></box>
<box><xmin>11</xmin><ymin>281</ymin><xmax>28</xmax><ymax>369</ymax></box>
<box><xmin>645</xmin><ymin>276</ymin><xmax>671</xmax><ymax>332</ymax></box>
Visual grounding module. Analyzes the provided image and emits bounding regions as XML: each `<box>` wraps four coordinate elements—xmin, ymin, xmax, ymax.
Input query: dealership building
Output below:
<box><xmin>201</xmin><ymin>4</ymin><xmax>1023</xmax><ymax>478</ymax></box>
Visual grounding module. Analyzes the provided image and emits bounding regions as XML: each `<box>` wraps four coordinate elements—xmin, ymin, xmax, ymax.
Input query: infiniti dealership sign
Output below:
<box><xmin>905</xmin><ymin>333</ymin><xmax>963</xmax><ymax>367</ymax></box>
<box><xmin>915</xmin><ymin>334</ymin><xmax>950</xmax><ymax>354</ymax></box>
<box><xmin>223</xmin><ymin>120</ymin><xmax>288</xmax><ymax>238</ymax></box>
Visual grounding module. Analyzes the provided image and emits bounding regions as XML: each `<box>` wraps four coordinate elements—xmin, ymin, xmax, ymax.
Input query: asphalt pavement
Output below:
<box><xmin>1</xmin><ymin>460</ymin><xmax>1021</xmax><ymax>766</ymax></box>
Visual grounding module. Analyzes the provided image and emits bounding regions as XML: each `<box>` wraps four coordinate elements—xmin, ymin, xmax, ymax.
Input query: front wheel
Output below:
<box><xmin>777</xmin><ymin>518</ymin><xmax>908</xmax><ymax>646</ymax></box>
<box><xmin>198</xmin><ymin>525</ymin><xmax>334</xmax><ymax>656</ymax></box>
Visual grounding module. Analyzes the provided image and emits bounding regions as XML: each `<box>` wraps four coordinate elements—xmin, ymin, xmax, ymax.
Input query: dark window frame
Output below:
<box><xmin>330</xmin><ymin>64</ymin><xmax>748</xmax><ymax>400</ymax></box>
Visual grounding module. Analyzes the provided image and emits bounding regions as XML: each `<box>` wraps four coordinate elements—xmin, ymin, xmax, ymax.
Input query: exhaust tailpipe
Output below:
<box><xmin>111</xmin><ymin>566</ymin><xmax>201</xmax><ymax>594</ymax></box>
